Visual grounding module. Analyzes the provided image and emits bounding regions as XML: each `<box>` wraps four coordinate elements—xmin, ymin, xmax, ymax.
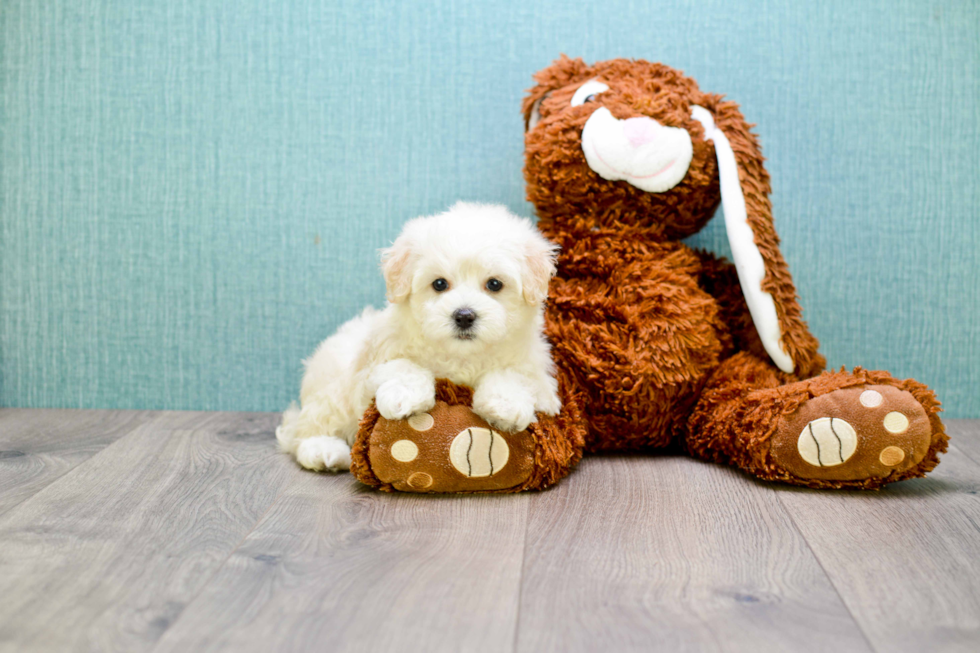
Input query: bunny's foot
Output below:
<box><xmin>770</xmin><ymin>385</ymin><xmax>935</xmax><ymax>483</ymax></box>
<box><xmin>350</xmin><ymin>379</ymin><xmax>586</xmax><ymax>493</ymax></box>
<box><xmin>687</xmin><ymin>353</ymin><xmax>947</xmax><ymax>489</ymax></box>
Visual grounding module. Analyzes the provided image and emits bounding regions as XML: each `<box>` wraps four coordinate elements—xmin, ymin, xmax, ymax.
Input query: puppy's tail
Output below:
<box><xmin>275</xmin><ymin>402</ymin><xmax>302</xmax><ymax>454</ymax></box>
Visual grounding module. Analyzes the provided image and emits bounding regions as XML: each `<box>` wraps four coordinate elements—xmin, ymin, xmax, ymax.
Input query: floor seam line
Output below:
<box><xmin>773</xmin><ymin>488</ymin><xmax>881</xmax><ymax>653</ymax></box>
<box><xmin>0</xmin><ymin>411</ymin><xmax>161</xmax><ymax>521</ymax></box>
<box><xmin>511</xmin><ymin>494</ymin><xmax>532</xmax><ymax>653</ymax></box>
<box><xmin>949</xmin><ymin>441</ymin><xmax>980</xmax><ymax>467</ymax></box>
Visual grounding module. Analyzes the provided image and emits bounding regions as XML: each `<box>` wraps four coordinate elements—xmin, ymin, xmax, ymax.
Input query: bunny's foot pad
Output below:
<box><xmin>351</xmin><ymin>379</ymin><xmax>587</xmax><ymax>494</ymax></box>
<box><xmin>770</xmin><ymin>384</ymin><xmax>936</xmax><ymax>484</ymax></box>
<box><xmin>364</xmin><ymin>402</ymin><xmax>534</xmax><ymax>493</ymax></box>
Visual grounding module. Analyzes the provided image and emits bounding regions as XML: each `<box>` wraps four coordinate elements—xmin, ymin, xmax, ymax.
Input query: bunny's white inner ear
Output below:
<box><xmin>527</xmin><ymin>93</ymin><xmax>548</xmax><ymax>131</ymax></box>
<box><xmin>691</xmin><ymin>106</ymin><xmax>795</xmax><ymax>373</ymax></box>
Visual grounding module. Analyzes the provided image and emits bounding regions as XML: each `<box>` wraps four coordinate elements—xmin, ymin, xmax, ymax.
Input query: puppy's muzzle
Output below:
<box><xmin>453</xmin><ymin>307</ymin><xmax>478</xmax><ymax>332</ymax></box>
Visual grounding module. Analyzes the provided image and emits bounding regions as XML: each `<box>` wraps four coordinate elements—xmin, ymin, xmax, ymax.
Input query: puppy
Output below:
<box><xmin>276</xmin><ymin>202</ymin><xmax>563</xmax><ymax>472</ymax></box>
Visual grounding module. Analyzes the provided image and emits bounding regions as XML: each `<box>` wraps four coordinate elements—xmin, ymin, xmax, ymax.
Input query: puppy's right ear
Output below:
<box><xmin>380</xmin><ymin>234</ymin><xmax>415</xmax><ymax>303</ymax></box>
<box><xmin>521</xmin><ymin>230</ymin><xmax>560</xmax><ymax>305</ymax></box>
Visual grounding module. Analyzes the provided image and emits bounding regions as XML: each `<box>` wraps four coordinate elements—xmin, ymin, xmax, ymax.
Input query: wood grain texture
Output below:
<box><xmin>776</xmin><ymin>440</ymin><xmax>980</xmax><ymax>652</ymax></box>
<box><xmin>0</xmin><ymin>411</ymin><xmax>978</xmax><ymax>653</ymax></box>
<box><xmin>153</xmin><ymin>474</ymin><xmax>529</xmax><ymax>653</ymax></box>
<box><xmin>947</xmin><ymin>420</ymin><xmax>980</xmax><ymax>463</ymax></box>
<box><xmin>0</xmin><ymin>411</ymin><xmax>289</xmax><ymax>653</ymax></box>
<box><xmin>0</xmin><ymin>409</ymin><xmax>155</xmax><ymax>517</ymax></box>
<box><xmin>514</xmin><ymin>455</ymin><xmax>869</xmax><ymax>653</ymax></box>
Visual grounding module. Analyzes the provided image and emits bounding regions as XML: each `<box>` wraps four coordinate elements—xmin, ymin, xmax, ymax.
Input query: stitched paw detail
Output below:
<box><xmin>448</xmin><ymin>428</ymin><xmax>510</xmax><ymax>478</ymax></box>
<box><xmin>367</xmin><ymin>402</ymin><xmax>534</xmax><ymax>492</ymax></box>
<box><xmin>773</xmin><ymin>384</ymin><xmax>933</xmax><ymax>482</ymax></box>
<box><xmin>797</xmin><ymin>417</ymin><xmax>858</xmax><ymax>467</ymax></box>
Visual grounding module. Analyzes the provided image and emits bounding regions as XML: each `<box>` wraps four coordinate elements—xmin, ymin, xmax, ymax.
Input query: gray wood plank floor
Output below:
<box><xmin>0</xmin><ymin>410</ymin><xmax>977</xmax><ymax>653</ymax></box>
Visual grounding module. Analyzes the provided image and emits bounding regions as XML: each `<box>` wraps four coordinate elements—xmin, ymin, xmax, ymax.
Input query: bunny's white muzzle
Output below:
<box><xmin>581</xmin><ymin>107</ymin><xmax>693</xmax><ymax>193</ymax></box>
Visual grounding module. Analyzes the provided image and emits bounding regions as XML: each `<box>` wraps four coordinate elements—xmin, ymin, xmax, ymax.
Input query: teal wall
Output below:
<box><xmin>2</xmin><ymin>0</ymin><xmax>978</xmax><ymax>417</ymax></box>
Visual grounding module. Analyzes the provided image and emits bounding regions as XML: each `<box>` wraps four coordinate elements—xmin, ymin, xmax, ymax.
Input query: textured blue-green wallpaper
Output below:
<box><xmin>1</xmin><ymin>0</ymin><xmax>978</xmax><ymax>416</ymax></box>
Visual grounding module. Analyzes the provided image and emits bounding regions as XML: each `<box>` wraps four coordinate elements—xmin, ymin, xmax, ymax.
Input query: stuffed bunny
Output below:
<box><xmin>351</xmin><ymin>56</ymin><xmax>946</xmax><ymax>492</ymax></box>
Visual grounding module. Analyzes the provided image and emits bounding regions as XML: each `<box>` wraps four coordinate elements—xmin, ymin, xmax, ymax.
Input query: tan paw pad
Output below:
<box><xmin>408</xmin><ymin>413</ymin><xmax>435</xmax><ymax>431</ymax></box>
<box><xmin>883</xmin><ymin>411</ymin><xmax>909</xmax><ymax>434</ymax></box>
<box><xmin>390</xmin><ymin>439</ymin><xmax>419</xmax><ymax>462</ymax></box>
<box><xmin>860</xmin><ymin>390</ymin><xmax>883</xmax><ymax>407</ymax></box>
<box><xmin>879</xmin><ymin>446</ymin><xmax>906</xmax><ymax>467</ymax></box>
<box><xmin>797</xmin><ymin>418</ymin><xmax>857</xmax><ymax>467</ymax></box>
<box><xmin>449</xmin><ymin>428</ymin><xmax>509</xmax><ymax>478</ymax></box>
<box><xmin>407</xmin><ymin>472</ymin><xmax>433</xmax><ymax>489</ymax></box>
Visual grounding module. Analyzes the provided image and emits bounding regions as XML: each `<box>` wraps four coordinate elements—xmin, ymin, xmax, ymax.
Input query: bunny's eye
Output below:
<box><xmin>571</xmin><ymin>80</ymin><xmax>610</xmax><ymax>107</ymax></box>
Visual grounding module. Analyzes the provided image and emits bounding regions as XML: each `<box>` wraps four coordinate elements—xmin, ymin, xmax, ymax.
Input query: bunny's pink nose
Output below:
<box><xmin>622</xmin><ymin>117</ymin><xmax>661</xmax><ymax>148</ymax></box>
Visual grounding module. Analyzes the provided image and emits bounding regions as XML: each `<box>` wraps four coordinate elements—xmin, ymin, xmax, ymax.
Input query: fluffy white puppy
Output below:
<box><xmin>276</xmin><ymin>202</ymin><xmax>563</xmax><ymax>472</ymax></box>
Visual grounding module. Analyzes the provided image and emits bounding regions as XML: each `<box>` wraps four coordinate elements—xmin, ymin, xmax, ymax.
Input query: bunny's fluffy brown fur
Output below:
<box><xmin>352</xmin><ymin>57</ymin><xmax>946</xmax><ymax>491</ymax></box>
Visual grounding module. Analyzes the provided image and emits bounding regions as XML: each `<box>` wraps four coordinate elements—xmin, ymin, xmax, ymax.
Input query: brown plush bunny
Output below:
<box><xmin>351</xmin><ymin>56</ymin><xmax>947</xmax><ymax>492</ymax></box>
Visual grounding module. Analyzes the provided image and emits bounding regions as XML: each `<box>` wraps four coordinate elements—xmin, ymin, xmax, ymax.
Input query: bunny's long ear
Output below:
<box><xmin>691</xmin><ymin>102</ymin><xmax>823</xmax><ymax>377</ymax></box>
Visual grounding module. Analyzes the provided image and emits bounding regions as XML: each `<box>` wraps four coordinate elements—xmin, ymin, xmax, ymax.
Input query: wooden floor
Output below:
<box><xmin>0</xmin><ymin>411</ymin><xmax>978</xmax><ymax>652</ymax></box>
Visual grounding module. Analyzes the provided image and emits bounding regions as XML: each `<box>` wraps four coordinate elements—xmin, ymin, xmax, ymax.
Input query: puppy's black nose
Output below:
<box><xmin>453</xmin><ymin>307</ymin><xmax>478</xmax><ymax>330</ymax></box>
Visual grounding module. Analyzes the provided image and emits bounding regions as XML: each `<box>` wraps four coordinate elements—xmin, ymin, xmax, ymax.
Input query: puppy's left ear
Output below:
<box><xmin>380</xmin><ymin>232</ymin><xmax>415</xmax><ymax>303</ymax></box>
<box><xmin>521</xmin><ymin>230</ymin><xmax>559</xmax><ymax>305</ymax></box>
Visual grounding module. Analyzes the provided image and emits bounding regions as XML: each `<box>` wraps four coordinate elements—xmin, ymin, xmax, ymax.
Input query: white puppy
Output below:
<box><xmin>276</xmin><ymin>202</ymin><xmax>563</xmax><ymax>472</ymax></box>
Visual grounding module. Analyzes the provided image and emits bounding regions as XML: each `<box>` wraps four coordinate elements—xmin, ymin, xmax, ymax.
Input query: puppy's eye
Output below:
<box><xmin>432</xmin><ymin>278</ymin><xmax>449</xmax><ymax>292</ymax></box>
<box><xmin>485</xmin><ymin>278</ymin><xmax>503</xmax><ymax>292</ymax></box>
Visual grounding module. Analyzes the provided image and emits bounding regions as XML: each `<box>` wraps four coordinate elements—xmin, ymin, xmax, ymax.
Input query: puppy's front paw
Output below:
<box><xmin>375</xmin><ymin>379</ymin><xmax>436</xmax><ymax>420</ymax></box>
<box><xmin>536</xmin><ymin>390</ymin><xmax>562</xmax><ymax>417</ymax></box>
<box><xmin>472</xmin><ymin>390</ymin><xmax>537</xmax><ymax>433</ymax></box>
<box><xmin>295</xmin><ymin>435</ymin><xmax>351</xmax><ymax>472</ymax></box>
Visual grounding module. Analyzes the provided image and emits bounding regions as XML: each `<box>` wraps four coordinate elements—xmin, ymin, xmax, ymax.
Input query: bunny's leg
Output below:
<box><xmin>685</xmin><ymin>352</ymin><xmax>947</xmax><ymax>488</ymax></box>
